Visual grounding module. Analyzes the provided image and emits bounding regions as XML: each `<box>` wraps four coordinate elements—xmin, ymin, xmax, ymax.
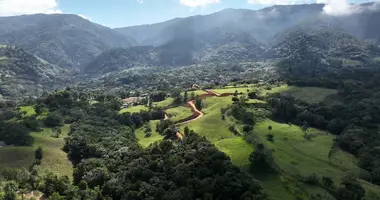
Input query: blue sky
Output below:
<box><xmin>0</xmin><ymin>0</ymin><xmax>374</xmax><ymax>28</ymax></box>
<box><xmin>59</xmin><ymin>0</ymin><xmax>266</xmax><ymax>27</ymax></box>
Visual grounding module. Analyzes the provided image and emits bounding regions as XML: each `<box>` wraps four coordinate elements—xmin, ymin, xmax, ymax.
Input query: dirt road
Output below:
<box><xmin>164</xmin><ymin>89</ymin><xmax>229</xmax><ymax>139</ymax></box>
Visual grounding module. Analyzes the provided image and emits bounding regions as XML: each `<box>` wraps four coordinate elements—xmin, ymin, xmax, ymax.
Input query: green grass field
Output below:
<box><xmin>33</xmin><ymin>125</ymin><xmax>73</xmax><ymax>178</ymax></box>
<box><xmin>213</xmin><ymin>87</ymin><xmax>251</xmax><ymax>94</ymax></box>
<box><xmin>120</xmin><ymin>105</ymin><xmax>148</xmax><ymax>114</ymax></box>
<box><xmin>258</xmin><ymin>84</ymin><xmax>290</xmax><ymax>97</ymax></box>
<box><xmin>287</xmin><ymin>87</ymin><xmax>337</xmax><ymax>104</ymax></box>
<box><xmin>213</xmin><ymin>137</ymin><xmax>253</xmax><ymax>168</ymax></box>
<box><xmin>135</xmin><ymin>120</ymin><xmax>163</xmax><ymax>148</ymax></box>
<box><xmin>251</xmin><ymin>119</ymin><xmax>380</xmax><ymax>199</ymax></box>
<box><xmin>0</xmin><ymin>125</ymin><xmax>73</xmax><ymax>179</ymax></box>
<box><xmin>19</xmin><ymin>106</ymin><xmax>36</xmax><ymax>116</ymax></box>
<box><xmin>253</xmin><ymin>119</ymin><xmax>358</xmax><ymax>182</ymax></box>
<box><xmin>259</xmin><ymin>84</ymin><xmax>338</xmax><ymax>104</ymax></box>
<box><xmin>183</xmin><ymin>90</ymin><xmax>206</xmax><ymax>97</ymax></box>
<box><xmin>153</xmin><ymin>97</ymin><xmax>174</xmax><ymax>107</ymax></box>
<box><xmin>166</xmin><ymin>106</ymin><xmax>192</xmax><ymax>122</ymax></box>
<box><xmin>342</xmin><ymin>59</ymin><xmax>362</xmax><ymax>67</ymax></box>
<box><xmin>180</xmin><ymin>96</ymin><xmax>254</xmax><ymax>167</ymax></box>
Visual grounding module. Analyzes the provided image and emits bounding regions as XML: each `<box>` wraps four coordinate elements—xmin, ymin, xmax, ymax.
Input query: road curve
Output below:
<box><xmin>164</xmin><ymin>89</ymin><xmax>228</xmax><ymax>140</ymax></box>
<box><xmin>175</xmin><ymin>100</ymin><xmax>204</xmax><ymax>126</ymax></box>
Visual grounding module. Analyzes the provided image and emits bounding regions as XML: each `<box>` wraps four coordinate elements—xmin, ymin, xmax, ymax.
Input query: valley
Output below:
<box><xmin>0</xmin><ymin>1</ymin><xmax>380</xmax><ymax>200</ymax></box>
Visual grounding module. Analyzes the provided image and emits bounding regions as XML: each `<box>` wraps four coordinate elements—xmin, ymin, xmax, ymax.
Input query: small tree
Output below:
<box><xmin>233</xmin><ymin>90</ymin><xmax>239</xmax><ymax>97</ymax></box>
<box><xmin>44</xmin><ymin>112</ymin><xmax>63</xmax><ymax>127</ymax></box>
<box><xmin>266</xmin><ymin>134</ymin><xmax>274</xmax><ymax>142</ymax></box>
<box><xmin>144</xmin><ymin>124</ymin><xmax>152</xmax><ymax>138</ymax></box>
<box><xmin>322</xmin><ymin>176</ymin><xmax>334</xmax><ymax>198</ymax></box>
<box><xmin>35</xmin><ymin>146</ymin><xmax>43</xmax><ymax>160</ymax></box>
<box><xmin>3</xmin><ymin>181</ymin><xmax>17</xmax><ymax>200</ymax></box>
<box><xmin>249</xmin><ymin>143</ymin><xmax>275</xmax><ymax>172</ymax></box>
<box><xmin>195</xmin><ymin>98</ymin><xmax>202</xmax><ymax>111</ymax></box>
<box><xmin>184</xmin><ymin>127</ymin><xmax>190</xmax><ymax>135</ymax></box>
<box><xmin>183</xmin><ymin>91</ymin><xmax>188</xmax><ymax>103</ymax></box>
<box><xmin>232</xmin><ymin>97</ymin><xmax>239</xmax><ymax>103</ymax></box>
<box><xmin>190</xmin><ymin>92</ymin><xmax>195</xmax><ymax>100</ymax></box>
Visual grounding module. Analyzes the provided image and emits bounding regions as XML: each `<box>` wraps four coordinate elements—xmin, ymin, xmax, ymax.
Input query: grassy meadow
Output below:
<box><xmin>135</xmin><ymin>120</ymin><xmax>163</xmax><ymax>148</ymax></box>
<box><xmin>166</xmin><ymin>106</ymin><xmax>192</xmax><ymax>122</ymax></box>
<box><xmin>0</xmin><ymin>124</ymin><xmax>73</xmax><ymax>179</ymax></box>
<box><xmin>120</xmin><ymin>105</ymin><xmax>148</xmax><ymax>114</ymax></box>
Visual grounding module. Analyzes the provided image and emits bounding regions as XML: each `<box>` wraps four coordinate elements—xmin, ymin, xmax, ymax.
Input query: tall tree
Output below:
<box><xmin>183</xmin><ymin>91</ymin><xmax>188</xmax><ymax>103</ymax></box>
<box><xmin>195</xmin><ymin>98</ymin><xmax>202</xmax><ymax>111</ymax></box>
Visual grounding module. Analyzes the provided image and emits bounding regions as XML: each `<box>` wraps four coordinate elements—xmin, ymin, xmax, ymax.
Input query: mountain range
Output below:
<box><xmin>0</xmin><ymin>2</ymin><xmax>380</xmax><ymax>100</ymax></box>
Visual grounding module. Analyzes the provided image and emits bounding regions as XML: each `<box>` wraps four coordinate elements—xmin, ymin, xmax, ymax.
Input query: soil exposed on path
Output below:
<box><xmin>163</xmin><ymin>89</ymin><xmax>229</xmax><ymax>140</ymax></box>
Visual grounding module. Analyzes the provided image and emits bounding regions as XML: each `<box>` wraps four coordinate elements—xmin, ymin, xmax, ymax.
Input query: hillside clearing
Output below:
<box><xmin>251</xmin><ymin>119</ymin><xmax>380</xmax><ymax>198</ymax></box>
<box><xmin>120</xmin><ymin>105</ymin><xmax>148</xmax><ymax>114</ymax></box>
<box><xmin>259</xmin><ymin>84</ymin><xmax>338</xmax><ymax>104</ymax></box>
<box><xmin>287</xmin><ymin>87</ymin><xmax>337</xmax><ymax>104</ymax></box>
<box><xmin>33</xmin><ymin>125</ymin><xmax>73</xmax><ymax>178</ymax></box>
<box><xmin>0</xmin><ymin>125</ymin><xmax>73</xmax><ymax>179</ymax></box>
<box><xmin>181</xmin><ymin>96</ymin><xmax>254</xmax><ymax>166</ymax></box>
<box><xmin>166</xmin><ymin>106</ymin><xmax>192</xmax><ymax>122</ymax></box>
<box><xmin>20</xmin><ymin>106</ymin><xmax>36</xmax><ymax>116</ymax></box>
<box><xmin>213</xmin><ymin>87</ymin><xmax>251</xmax><ymax>94</ymax></box>
<box><xmin>135</xmin><ymin>120</ymin><xmax>163</xmax><ymax>148</ymax></box>
<box><xmin>153</xmin><ymin>97</ymin><xmax>174</xmax><ymax>107</ymax></box>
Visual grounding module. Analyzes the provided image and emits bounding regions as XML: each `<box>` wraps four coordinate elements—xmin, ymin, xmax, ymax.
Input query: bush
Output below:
<box><xmin>44</xmin><ymin>112</ymin><xmax>63</xmax><ymax>127</ymax></box>
<box><xmin>23</xmin><ymin>117</ymin><xmax>42</xmax><ymax>131</ymax></box>
<box><xmin>303</xmin><ymin>173</ymin><xmax>319</xmax><ymax>185</ymax></box>
<box><xmin>35</xmin><ymin>146</ymin><xmax>43</xmax><ymax>160</ymax></box>
<box><xmin>243</xmin><ymin>125</ymin><xmax>253</xmax><ymax>132</ymax></box>
<box><xmin>228</xmin><ymin>126</ymin><xmax>240</xmax><ymax>136</ymax></box>
<box><xmin>266</xmin><ymin>134</ymin><xmax>274</xmax><ymax>142</ymax></box>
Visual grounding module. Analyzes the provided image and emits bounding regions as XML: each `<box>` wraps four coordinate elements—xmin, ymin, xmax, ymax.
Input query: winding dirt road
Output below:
<box><xmin>164</xmin><ymin>89</ymin><xmax>223</xmax><ymax>140</ymax></box>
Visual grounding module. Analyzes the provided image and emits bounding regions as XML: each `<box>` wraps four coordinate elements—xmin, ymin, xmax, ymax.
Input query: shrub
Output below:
<box><xmin>35</xmin><ymin>147</ymin><xmax>43</xmax><ymax>160</ymax></box>
<box><xmin>266</xmin><ymin>134</ymin><xmax>274</xmax><ymax>142</ymax></box>
<box><xmin>44</xmin><ymin>112</ymin><xmax>63</xmax><ymax>127</ymax></box>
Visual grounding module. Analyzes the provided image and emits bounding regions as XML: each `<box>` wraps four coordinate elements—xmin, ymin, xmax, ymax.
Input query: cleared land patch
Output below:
<box><xmin>213</xmin><ymin>87</ymin><xmax>251</xmax><ymax>94</ymax></box>
<box><xmin>135</xmin><ymin>120</ymin><xmax>163</xmax><ymax>148</ymax></box>
<box><xmin>20</xmin><ymin>106</ymin><xmax>36</xmax><ymax>116</ymax></box>
<box><xmin>166</xmin><ymin>106</ymin><xmax>192</xmax><ymax>122</ymax></box>
<box><xmin>251</xmin><ymin>119</ymin><xmax>380</xmax><ymax>198</ymax></box>
<box><xmin>181</xmin><ymin>96</ymin><xmax>254</xmax><ymax>166</ymax></box>
<box><xmin>120</xmin><ymin>105</ymin><xmax>148</xmax><ymax>114</ymax></box>
<box><xmin>213</xmin><ymin>137</ymin><xmax>253</xmax><ymax>168</ymax></box>
<box><xmin>33</xmin><ymin>125</ymin><xmax>73</xmax><ymax>178</ymax></box>
<box><xmin>287</xmin><ymin>87</ymin><xmax>337</xmax><ymax>104</ymax></box>
<box><xmin>259</xmin><ymin>85</ymin><xmax>338</xmax><ymax>104</ymax></box>
<box><xmin>153</xmin><ymin>97</ymin><xmax>174</xmax><ymax>107</ymax></box>
<box><xmin>0</xmin><ymin>125</ymin><xmax>73</xmax><ymax>179</ymax></box>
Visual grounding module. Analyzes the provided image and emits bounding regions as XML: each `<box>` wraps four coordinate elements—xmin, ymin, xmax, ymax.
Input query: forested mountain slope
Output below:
<box><xmin>273</xmin><ymin>23</ymin><xmax>380</xmax><ymax>78</ymax></box>
<box><xmin>115</xmin><ymin>3</ymin><xmax>380</xmax><ymax>46</ymax></box>
<box><xmin>0</xmin><ymin>45</ymin><xmax>70</xmax><ymax>100</ymax></box>
<box><xmin>83</xmin><ymin>28</ymin><xmax>265</xmax><ymax>76</ymax></box>
<box><xmin>0</xmin><ymin>14</ymin><xmax>134</xmax><ymax>69</ymax></box>
<box><xmin>115</xmin><ymin>4</ymin><xmax>324</xmax><ymax>45</ymax></box>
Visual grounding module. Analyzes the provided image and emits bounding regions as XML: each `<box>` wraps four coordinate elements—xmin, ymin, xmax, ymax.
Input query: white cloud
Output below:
<box><xmin>77</xmin><ymin>14</ymin><xmax>92</xmax><ymax>21</ymax></box>
<box><xmin>317</xmin><ymin>0</ymin><xmax>354</xmax><ymax>15</ymax></box>
<box><xmin>0</xmin><ymin>0</ymin><xmax>61</xmax><ymax>16</ymax></box>
<box><xmin>136</xmin><ymin>0</ymin><xmax>143</xmax><ymax>3</ymax></box>
<box><xmin>247</xmin><ymin>0</ymin><xmax>312</xmax><ymax>5</ymax></box>
<box><xmin>179</xmin><ymin>0</ymin><xmax>220</xmax><ymax>7</ymax></box>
